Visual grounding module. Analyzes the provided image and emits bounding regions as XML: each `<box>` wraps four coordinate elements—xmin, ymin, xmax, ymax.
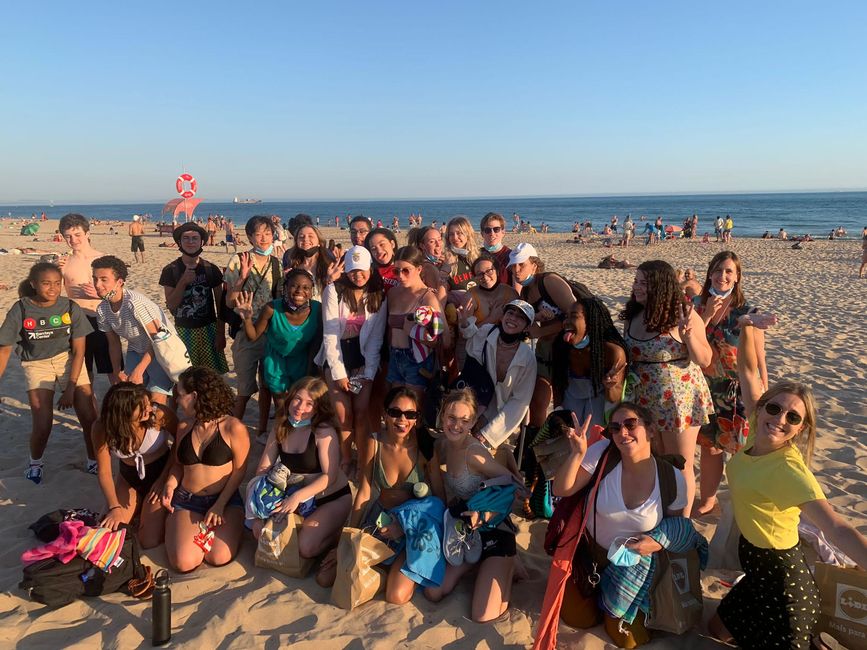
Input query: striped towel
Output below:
<box><xmin>599</xmin><ymin>517</ymin><xmax>708</xmax><ymax>624</ymax></box>
<box><xmin>408</xmin><ymin>307</ymin><xmax>444</xmax><ymax>363</ymax></box>
<box><xmin>76</xmin><ymin>527</ymin><xmax>127</xmax><ymax>572</ymax></box>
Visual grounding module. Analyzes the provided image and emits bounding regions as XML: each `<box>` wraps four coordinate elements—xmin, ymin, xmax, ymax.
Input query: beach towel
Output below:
<box><xmin>21</xmin><ymin>520</ymin><xmax>88</xmax><ymax>566</ymax></box>
<box><xmin>407</xmin><ymin>307</ymin><xmax>444</xmax><ymax>363</ymax></box>
<box><xmin>244</xmin><ymin>474</ymin><xmax>314</xmax><ymax>520</ymax></box>
<box><xmin>76</xmin><ymin>527</ymin><xmax>128</xmax><ymax>572</ymax></box>
<box><xmin>390</xmin><ymin>496</ymin><xmax>446</xmax><ymax>587</ymax></box>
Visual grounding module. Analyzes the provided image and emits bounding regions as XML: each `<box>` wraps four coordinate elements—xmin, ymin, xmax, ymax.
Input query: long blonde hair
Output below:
<box><xmin>445</xmin><ymin>216</ymin><xmax>478</xmax><ymax>266</ymax></box>
<box><xmin>755</xmin><ymin>381</ymin><xmax>817</xmax><ymax>467</ymax></box>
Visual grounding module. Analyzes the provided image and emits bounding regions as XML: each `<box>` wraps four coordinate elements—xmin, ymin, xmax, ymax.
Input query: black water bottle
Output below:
<box><xmin>152</xmin><ymin>569</ymin><xmax>171</xmax><ymax>646</ymax></box>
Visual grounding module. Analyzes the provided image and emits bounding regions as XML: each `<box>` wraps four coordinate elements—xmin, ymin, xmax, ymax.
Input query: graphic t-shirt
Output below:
<box><xmin>0</xmin><ymin>297</ymin><xmax>91</xmax><ymax>361</ymax></box>
<box><xmin>159</xmin><ymin>258</ymin><xmax>223</xmax><ymax>328</ymax></box>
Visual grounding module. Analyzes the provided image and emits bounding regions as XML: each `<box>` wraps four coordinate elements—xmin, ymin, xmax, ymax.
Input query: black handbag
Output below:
<box><xmin>339</xmin><ymin>336</ymin><xmax>365</xmax><ymax>373</ymax></box>
<box><xmin>450</xmin><ymin>340</ymin><xmax>495</xmax><ymax>409</ymax></box>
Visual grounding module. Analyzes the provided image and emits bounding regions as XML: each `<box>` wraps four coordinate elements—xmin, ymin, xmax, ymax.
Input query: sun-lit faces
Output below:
<box><xmin>607</xmin><ymin>408</ymin><xmax>650</xmax><ymax>453</ymax></box>
<box><xmin>632</xmin><ymin>270</ymin><xmax>648</xmax><ymax>304</ymax></box>
<box><xmin>442</xmin><ymin>401</ymin><xmax>476</xmax><ymax>440</ymax></box>
<box><xmin>474</xmin><ymin>260</ymin><xmax>498</xmax><ymax>289</ymax></box>
<box><xmin>710</xmin><ymin>259</ymin><xmax>739</xmax><ymax>293</ymax></box>
<box><xmin>501</xmin><ymin>306</ymin><xmax>530</xmax><ymax>334</ymax></box>
<box><xmin>756</xmin><ymin>393</ymin><xmax>806</xmax><ymax>450</ymax></box>
<box><xmin>61</xmin><ymin>226</ymin><xmax>89</xmax><ymax>251</ymax></box>
<box><xmin>350</xmin><ymin>223</ymin><xmax>371</xmax><ymax>247</ymax></box>
<box><xmin>481</xmin><ymin>218</ymin><xmax>505</xmax><ymax>247</ymax></box>
<box><xmin>32</xmin><ymin>270</ymin><xmax>63</xmax><ymax>302</ymax></box>
<box><xmin>287</xmin><ymin>389</ymin><xmax>316</xmax><ymax>423</ymax></box>
<box><xmin>385</xmin><ymin>395</ymin><xmax>418</xmax><ymax>436</ymax></box>
<box><xmin>347</xmin><ymin>269</ymin><xmax>370</xmax><ymax>287</ymax></box>
<box><xmin>448</xmin><ymin>225</ymin><xmax>468</xmax><ymax>249</ymax></box>
<box><xmin>92</xmin><ymin>267</ymin><xmax>123</xmax><ymax>299</ymax></box>
<box><xmin>367</xmin><ymin>234</ymin><xmax>395</xmax><ymax>266</ymax></box>
<box><xmin>249</xmin><ymin>224</ymin><xmax>274</xmax><ymax>250</ymax></box>
<box><xmin>510</xmin><ymin>259</ymin><xmax>536</xmax><ymax>283</ymax></box>
<box><xmin>563</xmin><ymin>301</ymin><xmax>587</xmax><ymax>345</ymax></box>
<box><xmin>421</xmin><ymin>229</ymin><xmax>443</xmax><ymax>259</ymax></box>
<box><xmin>284</xmin><ymin>274</ymin><xmax>313</xmax><ymax>306</ymax></box>
<box><xmin>295</xmin><ymin>226</ymin><xmax>319</xmax><ymax>251</ymax></box>
<box><xmin>393</xmin><ymin>261</ymin><xmax>419</xmax><ymax>286</ymax></box>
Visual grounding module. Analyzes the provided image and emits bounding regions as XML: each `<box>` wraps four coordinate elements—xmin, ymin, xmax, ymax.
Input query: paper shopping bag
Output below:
<box><xmin>814</xmin><ymin>561</ymin><xmax>867</xmax><ymax>649</ymax></box>
<box><xmin>254</xmin><ymin>515</ymin><xmax>314</xmax><ymax>579</ymax></box>
<box><xmin>646</xmin><ymin>549</ymin><xmax>703</xmax><ymax>635</ymax></box>
<box><xmin>331</xmin><ymin>527</ymin><xmax>395</xmax><ymax>610</ymax></box>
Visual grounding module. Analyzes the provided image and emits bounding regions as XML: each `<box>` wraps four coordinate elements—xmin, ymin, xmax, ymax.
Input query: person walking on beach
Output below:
<box><xmin>206</xmin><ymin>216</ymin><xmax>217</xmax><ymax>246</ymax></box>
<box><xmin>57</xmin><ymin>213</ymin><xmax>117</xmax><ymax>385</ymax></box>
<box><xmin>224</xmin><ymin>219</ymin><xmax>238</xmax><ymax>253</ymax></box>
<box><xmin>715</xmin><ymin>216</ymin><xmax>724</xmax><ymax>242</ymax></box>
<box><xmin>128</xmin><ymin>215</ymin><xmax>145</xmax><ymax>264</ymax></box>
<box><xmin>159</xmin><ymin>223</ymin><xmax>229</xmax><ymax>374</ymax></box>
<box><xmin>723</xmin><ymin>215</ymin><xmax>734</xmax><ymax>243</ymax></box>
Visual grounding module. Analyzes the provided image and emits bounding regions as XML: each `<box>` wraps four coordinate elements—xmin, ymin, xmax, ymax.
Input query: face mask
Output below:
<box><xmin>253</xmin><ymin>244</ymin><xmax>274</xmax><ymax>257</ymax></box>
<box><xmin>182</xmin><ymin>244</ymin><xmax>203</xmax><ymax>258</ymax></box>
<box><xmin>289</xmin><ymin>417</ymin><xmax>311</xmax><ymax>428</ymax></box>
<box><xmin>518</xmin><ymin>274</ymin><xmax>535</xmax><ymax>287</ymax></box>
<box><xmin>607</xmin><ymin>537</ymin><xmax>642</xmax><ymax>567</ymax></box>
<box><xmin>498</xmin><ymin>328</ymin><xmax>526</xmax><ymax>345</ymax></box>
<box><xmin>450</xmin><ymin>246</ymin><xmax>469</xmax><ymax>257</ymax></box>
<box><xmin>101</xmin><ymin>287</ymin><xmax>119</xmax><ymax>302</ymax></box>
<box><xmin>285</xmin><ymin>299</ymin><xmax>310</xmax><ymax>313</ymax></box>
<box><xmin>572</xmin><ymin>334</ymin><xmax>590</xmax><ymax>349</ymax></box>
<box><xmin>709</xmin><ymin>285</ymin><xmax>734</xmax><ymax>299</ymax></box>
<box><xmin>484</xmin><ymin>243</ymin><xmax>503</xmax><ymax>252</ymax></box>
<box><xmin>425</xmin><ymin>254</ymin><xmax>439</xmax><ymax>264</ymax></box>
<box><xmin>302</xmin><ymin>247</ymin><xmax>319</xmax><ymax>258</ymax></box>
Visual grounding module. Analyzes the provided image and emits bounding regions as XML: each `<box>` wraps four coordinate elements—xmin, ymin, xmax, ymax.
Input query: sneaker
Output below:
<box><xmin>464</xmin><ymin>527</ymin><xmax>482</xmax><ymax>564</ymax></box>
<box><xmin>26</xmin><ymin>464</ymin><xmax>44</xmax><ymax>484</ymax></box>
<box><xmin>443</xmin><ymin>510</ymin><xmax>466</xmax><ymax>566</ymax></box>
<box><xmin>86</xmin><ymin>460</ymin><xmax>99</xmax><ymax>475</ymax></box>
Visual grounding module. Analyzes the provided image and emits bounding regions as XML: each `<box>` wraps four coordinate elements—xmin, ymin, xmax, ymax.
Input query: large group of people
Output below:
<box><xmin>2</xmin><ymin>211</ymin><xmax>865</xmax><ymax>648</ymax></box>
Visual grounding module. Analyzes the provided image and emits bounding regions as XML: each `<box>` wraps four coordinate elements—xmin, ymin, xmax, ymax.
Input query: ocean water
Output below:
<box><xmin>1</xmin><ymin>191</ymin><xmax>864</xmax><ymax>238</ymax></box>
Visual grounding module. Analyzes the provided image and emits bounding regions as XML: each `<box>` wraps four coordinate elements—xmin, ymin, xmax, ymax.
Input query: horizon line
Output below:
<box><xmin>2</xmin><ymin>187</ymin><xmax>867</xmax><ymax>206</ymax></box>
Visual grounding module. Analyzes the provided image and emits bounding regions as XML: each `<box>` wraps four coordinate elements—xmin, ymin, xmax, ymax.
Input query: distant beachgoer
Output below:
<box><xmin>206</xmin><ymin>216</ymin><xmax>217</xmax><ymax>246</ymax></box>
<box><xmin>860</xmin><ymin>234</ymin><xmax>867</xmax><ymax>278</ymax></box>
<box><xmin>128</xmin><ymin>215</ymin><xmax>145</xmax><ymax>263</ymax></box>
<box><xmin>680</xmin><ymin>268</ymin><xmax>703</xmax><ymax>298</ymax></box>
<box><xmin>0</xmin><ymin>262</ymin><xmax>98</xmax><ymax>483</ymax></box>
<box><xmin>778</xmin><ymin>228</ymin><xmax>788</xmax><ymax>240</ymax></box>
<box><xmin>715</xmin><ymin>216</ymin><xmax>724</xmax><ymax>242</ymax></box>
<box><xmin>224</xmin><ymin>219</ymin><xmax>238</xmax><ymax>253</ymax></box>
<box><xmin>723</xmin><ymin>215</ymin><xmax>734</xmax><ymax>243</ymax></box>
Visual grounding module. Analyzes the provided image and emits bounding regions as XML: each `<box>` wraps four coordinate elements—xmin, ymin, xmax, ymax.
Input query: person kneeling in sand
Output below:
<box><xmin>161</xmin><ymin>367</ymin><xmax>249</xmax><ymax>572</ymax></box>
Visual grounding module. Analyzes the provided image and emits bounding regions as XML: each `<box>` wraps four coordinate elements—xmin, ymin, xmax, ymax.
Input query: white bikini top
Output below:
<box><xmin>113</xmin><ymin>427</ymin><xmax>169</xmax><ymax>479</ymax></box>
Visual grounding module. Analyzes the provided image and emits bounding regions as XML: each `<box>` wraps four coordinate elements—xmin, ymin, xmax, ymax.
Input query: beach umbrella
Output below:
<box><xmin>20</xmin><ymin>223</ymin><xmax>40</xmax><ymax>236</ymax></box>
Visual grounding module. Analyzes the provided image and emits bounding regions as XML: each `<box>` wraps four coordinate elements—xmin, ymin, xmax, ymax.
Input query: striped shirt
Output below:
<box><xmin>96</xmin><ymin>288</ymin><xmax>175</xmax><ymax>353</ymax></box>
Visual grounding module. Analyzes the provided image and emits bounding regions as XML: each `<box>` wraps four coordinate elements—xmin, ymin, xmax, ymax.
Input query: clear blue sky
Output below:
<box><xmin>3</xmin><ymin>1</ymin><xmax>866</xmax><ymax>202</ymax></box>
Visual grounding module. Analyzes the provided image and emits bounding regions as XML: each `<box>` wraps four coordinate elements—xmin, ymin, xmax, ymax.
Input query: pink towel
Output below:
<box><xmin>21</xmin><ymin>520</ymin><xmax>88</xmax><ymax>566</ymax></box>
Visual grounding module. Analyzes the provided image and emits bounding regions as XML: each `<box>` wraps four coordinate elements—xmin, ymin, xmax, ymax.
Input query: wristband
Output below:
<box><xmin>108</xmin><ymin>505</ymin><xmax>122</xmax><ymax>511</ymax></box>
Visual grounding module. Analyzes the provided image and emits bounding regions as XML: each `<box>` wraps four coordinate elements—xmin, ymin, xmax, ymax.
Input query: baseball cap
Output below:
<box><xmin>505</xmin><ymin>299</ymin><xmax>535</xmax><ymax>324</ymax></box>
<box><xmin>344</xmin><ymin>245</ymin><xmax>372</xmax><ymax>272</ymax></box>
<box><xmin>508</xmin><ymin>242</ymin><xmax>538</xmax><ymax>266</ymax></box>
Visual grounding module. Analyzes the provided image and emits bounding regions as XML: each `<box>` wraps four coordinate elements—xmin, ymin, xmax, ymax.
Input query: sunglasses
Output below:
<box><xmin>395</xmin><ymin>267</ymin><xmax>414</xmax><ymax>276</ymax></box>
<box><xmin>386</xmin><ymin>407</ymin><xmax>418</xmax><ymax>420</ymax></box>
<box><xmin>763</xmin><ymin>402</ymin><xmax>803</xmax><ymax>426</ymax></box>
<box><xmin>607</xmin><ymin>418</ymin><xmax>643</xmax><ymax>434</ymax></box>
<box><xmin>482</xmin><ymin>226</ymin><xmax>503</xmax><ymax>234</ymax></box>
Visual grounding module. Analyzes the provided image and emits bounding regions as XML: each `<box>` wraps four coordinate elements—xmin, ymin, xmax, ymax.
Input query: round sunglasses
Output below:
<box><xmin>763</xmin><ymin>402</ymin><xmax>803</xmax><ymax>426</ymax></box>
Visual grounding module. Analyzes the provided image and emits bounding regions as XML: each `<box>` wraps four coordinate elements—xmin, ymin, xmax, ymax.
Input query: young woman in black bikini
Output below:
<box><xmin>91</xmin><ymin>382</ymin><xmax>177</xmax><ymax>548</ymax></box>
<box><xmin>252</xmin><ymin>376</ymin><xmax>351</xmax><ymax>570</ymax></box>
<box><xmin>161</xmin><ymin>367</ymin><xmax>250</xmax><ymax>572</ymax></box>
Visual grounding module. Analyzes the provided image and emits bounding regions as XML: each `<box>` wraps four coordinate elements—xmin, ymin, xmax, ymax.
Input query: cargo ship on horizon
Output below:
<box><xmin>233</xmin><ymin>197</ymin><xmax>262</xmax><ymax>204</ymax></box>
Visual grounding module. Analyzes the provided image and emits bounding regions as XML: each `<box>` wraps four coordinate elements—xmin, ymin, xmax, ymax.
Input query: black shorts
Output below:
<box><xmin>479</xmin><ymin>526</ymin><xmax>517</xmax><ymax>560</ymax></box>
<box><xmin>118</xmin><ymin>452</ymin><xmax>170</xmax><ymax>494</ymax></box>
<box><xmin>131</xmin><ymin>235</ymin><xmax>145</xmax><ymax>252</ymax></box>
<box><xmin>85</xmin><ymin>315</ymin><xmax>119</xmax><ymax>376</ymax></box>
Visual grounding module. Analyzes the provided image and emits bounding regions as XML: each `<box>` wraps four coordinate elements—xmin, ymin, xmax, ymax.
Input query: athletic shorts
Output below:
<box><xmin>231</xmin><ymin>329</ymin><xmax>267</xmax><ymax>398</ymax></box>
<box><xmin>479</xmin><ymin>527</ymin><xmax>517</xmax><ymax>560</ymax></box>
<box><xmin>131</xmin><ymin>235</ymin><xmax>145</xmax><ymax>252</ymax></box>
<box><xmin>21</xmin><ymin>351</ymin><xmax>91</xmax><ymax>392</ymax></box>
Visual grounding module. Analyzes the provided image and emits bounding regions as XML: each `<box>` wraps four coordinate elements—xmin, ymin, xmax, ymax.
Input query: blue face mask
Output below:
<box><xmin>518</xmin><ymin>274</ymin><xmax>535</xmax><ymax>287</ymax></box>
<box><xmin>572</xmin><ymin>334</ymin><xmax>590</xmax><ymax>350</ymax></box>
<box><xmin>450</xmin><ymin>246</ymin><xmax>469</xmax><ymax>257</ymax></box>
<box><xmin>253</xmin><ymin>244</ymin><xmax>274</xmax><ymax>257</ymax></box>
<box><xmin>709</xmin><ymin>285</ymin><xmax>734</xmax><ymax>299</ymax></box>
<box><xmin>426</xmin><ymin>254</ymin><xmax>439</xmax><ymax>264</ymax></box>
<box><xmin>289</xmin><ymin>417</ymin><xmax>311</xmax><ymax>428</ymax></box>
<box><xmin>485</xmin><ymin>243</ymin><xmax>503</xmax><ymax>253</ymax></box>
<box><xmin>607</xmin><ymin>537</ymin><xmax>642</xmax><ymax>567</ymax></box>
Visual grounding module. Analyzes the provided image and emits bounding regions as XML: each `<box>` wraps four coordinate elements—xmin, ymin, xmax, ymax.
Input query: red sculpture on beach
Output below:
<box><xmin>162</xmin><ymin>172</ymin><xmax>202</xmax><ymax>224</ymax></box>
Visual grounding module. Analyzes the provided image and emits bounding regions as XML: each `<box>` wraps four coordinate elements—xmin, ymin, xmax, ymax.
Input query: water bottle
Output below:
<box><xmin>152</xmin><ymin>569</ymin><xmax>171</xmax><ymax>646</ymax></box>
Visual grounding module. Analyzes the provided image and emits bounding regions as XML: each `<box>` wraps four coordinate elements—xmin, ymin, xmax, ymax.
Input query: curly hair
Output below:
<box><xmin>275</xmin><ymin>376</ymin><xmax>339</xmax><ymax>443</ymax></box>
<box><xmin>700</xmin><ymin>250</ymin><xmax>746</xmax><ymax>309</ymax></box>
<box><xmin>177</xmin><ymin>366</ymin><xmax>235</xmax><ymax>422</ymax></box>
<box><xmin>91</xmin><ymin>255</ymin><xmax>129</xmax><ymax>281</ymax></box>
<box><xmin>620</xmin><ymin>260</ymin><xmax>682</xmax><ymax>333</ymax></box>
<box><xmin>100</xmin><ymin>382</ymin><xmax>152</xmax><ymax>455</ymax></box>
<box><xmin>553</xmin><ymin>296</ymin><xmax>627</xmax><ymax>395</ymax></box>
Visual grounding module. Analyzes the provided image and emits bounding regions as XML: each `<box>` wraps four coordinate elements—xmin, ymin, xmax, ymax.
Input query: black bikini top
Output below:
<box><xmin>279</xmin><ymin>429</ymin><xmax>322</xmax><ymax>474</ymax></box>
<box><xmin>177</xmin><ymin>419</ymin><xmax>234</xmax><ymax>467</ymax></box>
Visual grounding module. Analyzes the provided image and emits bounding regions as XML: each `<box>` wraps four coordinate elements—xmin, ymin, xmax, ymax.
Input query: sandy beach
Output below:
<box><xmin>0</xmin><ymin>221</ymin><xmax>864</xmax><ymax>649</ymax></box>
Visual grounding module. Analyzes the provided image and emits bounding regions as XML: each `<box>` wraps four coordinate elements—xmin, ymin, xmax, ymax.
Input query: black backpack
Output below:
<box><xmin>20</xmin><ymin>522</ymin><xmax>147</xmax><ymax>608</ymax></box>
<box><xmin>219</xmin><ymin>255</ymin><xmax>282</xmax><ymax>338</ymax></box>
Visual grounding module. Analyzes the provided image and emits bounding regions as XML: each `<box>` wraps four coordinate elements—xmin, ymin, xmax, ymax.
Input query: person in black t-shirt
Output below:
<box><xmin>159</xmin><ymin>223</ymin><xmax>229</xmax><ymax>373</ymax></box>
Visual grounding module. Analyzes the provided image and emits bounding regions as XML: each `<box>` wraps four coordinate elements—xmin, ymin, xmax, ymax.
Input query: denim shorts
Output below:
<box><xmin>385</xmin><ymin>346</ymin><xmax>435</xmax><ymax>388</ymax></box>
<box><xmin>171</xmin><ymin>486</ymin><xmax>244</xmax><ymax>516</ymax></box>
<box><xmin>125</xmin><ymin>349</ymin><xmax>174</xmax><ymax>396</ymax></box>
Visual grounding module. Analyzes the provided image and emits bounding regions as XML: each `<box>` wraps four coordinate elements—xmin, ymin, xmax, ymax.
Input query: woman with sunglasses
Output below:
<box><xmin>620</xmin><ymin>260</ymin><xmax>713</xmax><ymax>517</ymax></box>
<box><xmin>384</xmin><ymin>247</ymin><xmax>444</xmax><ymax>403</ymax></box>
<box><xmin>709</xmin><ymin>314</ymin><xmax>867</xmax><ymax>649</ymax></box>
<box><xmin>251</xmin><ymin>376</ymin><xmax>351</xmax><ymax>576</ymax></box>
<box><xmin>548</xmin><ymin>402</ymin><xmax>691</xmax><ymax>648</ymax></box>
<box><xmin>282</xmin><ymin>224</ymin><xmax>334</xmax><ymax>297</ymax></box>
<box><xmin>332</xmin><ymin>387</ymin><xmax>430</xmax><ymax>603</ymax></box>
<box><xmin>693</xmin><ymin>251</ymin><xmax>767</xmax><ymax>516</ymax></box>
<box><xmin>314</xmin><ymin>245</ymin><xmax>386</xmax><ymax>475</ymax></box>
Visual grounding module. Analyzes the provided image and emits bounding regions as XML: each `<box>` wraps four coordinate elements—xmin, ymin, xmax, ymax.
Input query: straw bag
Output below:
<box><xmin>331</xmin><ymin>527</ymin><xmax>395</xmax><ymax>610</ymax></box>
<box><xmin>254</xmin><ymin>515</ymin><xmax>314</xmax><ymax>579</ymax></box>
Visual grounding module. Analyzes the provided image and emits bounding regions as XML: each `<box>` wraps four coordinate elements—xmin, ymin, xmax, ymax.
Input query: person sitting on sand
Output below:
<box><xmin>679</xmin><ymin>268</ymin><xmax>703</xmax><ymax>298</ymax></box>
<box><xmin>161</xmin><ymin>367</ymin><xmax>250</xmax><ymax>572</ymax></box>
<box><xmin>778</xmin><ymin>228</ymin><xmax>788</xmax><ymax>240</ymax></box>
<box><xmin>597</xmin><ymin>255</ymin><xmax>636</xmax><ymax>270</ymax></box>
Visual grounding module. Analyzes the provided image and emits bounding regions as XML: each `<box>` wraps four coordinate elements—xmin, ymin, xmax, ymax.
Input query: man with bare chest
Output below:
<box><xmin>128</xmin><ymin>215</ymin><xmax>145</xmax><ymax>263</ymax></box>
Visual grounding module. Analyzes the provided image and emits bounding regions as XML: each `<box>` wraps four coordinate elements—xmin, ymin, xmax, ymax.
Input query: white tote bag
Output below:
<box><xmin>136</xmin><ymin>314</ymin><xmax>192</xmax><ymax>382</ymax></box>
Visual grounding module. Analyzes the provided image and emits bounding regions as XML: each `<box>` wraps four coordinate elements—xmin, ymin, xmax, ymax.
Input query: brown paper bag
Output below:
<box><xmin>331</xmin><ymin>527</ymin><xmax>395</xmax><ymax>610</ymax></box>
<box><xmin>646</xmin><ymin>549</ymin><xmax>703</xmax><ymax>634</ymax></box>
<box><xmin>814</xmin><ymin>561</ymin><xmax>867</xmax><ymax>649</ymax></box>
<box><xmin>254</xmin><ymin>515</ymin><xmax>314</xmax><ymax>579</ymax></box>
<box><xmin>707</xmin><ymin>491</ymin><xmax>742</xmax><ymax>571</ymax></box>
